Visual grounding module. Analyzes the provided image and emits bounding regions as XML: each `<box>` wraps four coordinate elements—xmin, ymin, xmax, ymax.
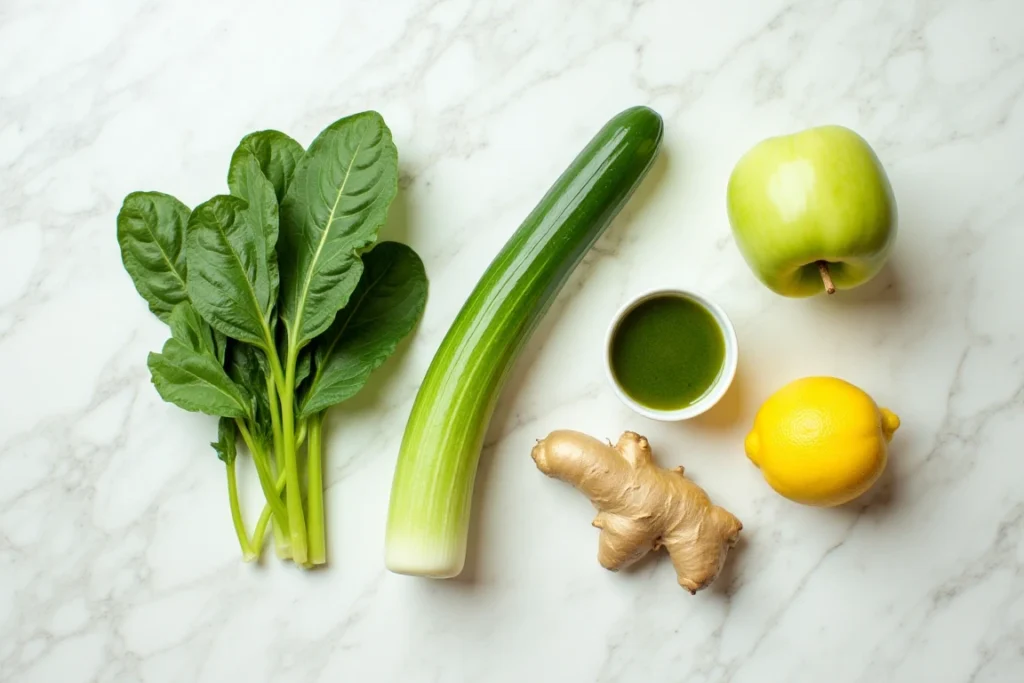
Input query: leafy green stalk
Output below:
<box><xmin>273</xmin><ymin>113</ymin><xmax>399</xmax><ymax>565</ymax></box>
<box><xmin>251</xmin><ymin>468</ymin><xmax>287</xmax><ymax>556</ymax></box>
<box><xmin>118</xmin><ymin>117</ymin><xmax>426</xmax><ymax>571</ymax></box>
<box><xmin>186</xmin><ymin>189</ymin><xmax>298</xmax><ymax>556</ymax></box>
<box><xmin>251</xmin><ymin>502</ymin><xmax>273</xmax><ymax>557</ymax></box>
<box><xmin>236</xmin><ymin>419</ymin><xmax>290</xmax><ymax>539</ymax></box>
<box><xmin>213</xmin><ymin>418</ymin><xmax>255</xmax><ymax>561</ymax></box>
<box><xmin>218</xmin><ymin>132</ymin><xmax>305</xmax><ymax>562</ymax></box>
<box><xmin>280</xmin><ymin>349</ymin><xmax>308</xmax><ymax>564</ymax></box>
<box><xmin>306</xmin><ymin>413</ymin><xmax>326</xmax><ymax>565</ymax></box>
<box><xmin>295</xmin><ymin>418</ymin><xmax>309</xmax><ymax>450</ymax></box>
<box><xmin>225</xmin><ymin>456</ymin><xmax>256</xmax><ymax>562</ymax></box>
<box><xmin>265</xmin><ymin>371</ymin><xmax>290</xmax><ymax>559</ymax></box>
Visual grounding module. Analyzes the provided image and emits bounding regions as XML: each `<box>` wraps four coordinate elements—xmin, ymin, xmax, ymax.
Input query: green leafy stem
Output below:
<box><xmin>116</xmin><ymin>115</ymin><xmax>427</xmax><ymax>566</ymax></box>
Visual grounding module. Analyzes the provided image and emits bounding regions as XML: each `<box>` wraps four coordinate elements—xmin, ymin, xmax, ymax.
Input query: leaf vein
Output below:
<box><xmin>292</xmin><ymin>135</ymin><xmax>365</xmax><ymax>343</ymax></box>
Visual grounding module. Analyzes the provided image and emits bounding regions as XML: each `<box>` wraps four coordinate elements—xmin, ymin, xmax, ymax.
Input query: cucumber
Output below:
<box><xmin>385</xmin><ymin>106</ymin><xmax>664</xmax><ymax>577</ymax></box>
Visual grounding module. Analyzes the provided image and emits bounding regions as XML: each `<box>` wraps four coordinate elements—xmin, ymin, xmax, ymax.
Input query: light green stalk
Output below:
<box><xmin>251</xmin><ymin>469</ymin><xmax>287</xmax><ymax>555</ymax></box>
<box><xmin>306</xmin><ymin>413</ymin><xmax>326</xmax><ymax>565</ymax></box>
<box><xmin>265</xmin><ymin>372</ymin><xmax>290</xmax><ymax>559</ymax></box>
<box><xmin>281</xmin><ymin>345</ymin><xmax>308</xmax><ymax>564</ymax></box>
<box><xmin>235</xmin><ymin>420</ymin><xmax>289</xmax><ymax>539</ymax></box>
<box><xmin>225</xmin><ymin>458</ymin><xmax>256</xmax><ymax>561</ymax></box>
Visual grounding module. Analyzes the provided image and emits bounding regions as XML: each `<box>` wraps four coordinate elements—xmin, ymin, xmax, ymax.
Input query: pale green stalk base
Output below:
<box><xmin>384</xmin><ymin>533</ymin><xmax>466</xmax><ymax>578</ymax></box>
<box><xmin>306</xmin><ymin>414</ymin><xmax>326</xmax><ymax>565</ymax></box>
<box><xmin>273</xmin><ymin>527</ymin><xmax>291</xmax><ymax>560</ymax></box>
<box><xmin>387</xmin><ymin>432</ymin><xmax>474</xmax><ymax>576</ymax></box>
<box><xmin>226</xmin><ymin>459</ymin><xmax>256</xmax><ymax>562</ymax></box>
<box><xmin>386</xmin><ymin>431</ymin><xmax>480</xmax><ymax>578</ymax></box>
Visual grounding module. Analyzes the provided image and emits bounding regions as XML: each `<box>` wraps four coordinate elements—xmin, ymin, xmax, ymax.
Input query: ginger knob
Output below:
<box><xmin>531</xmin><ymin>430</ymin><xmax>741</xmax><ymax>593</ymax></box>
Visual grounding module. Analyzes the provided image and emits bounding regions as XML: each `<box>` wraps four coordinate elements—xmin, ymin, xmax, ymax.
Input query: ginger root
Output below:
<box><xmin>531</xmin><ymin>430</ymin><xmax>742</xmax><ymax>593</ymax></box>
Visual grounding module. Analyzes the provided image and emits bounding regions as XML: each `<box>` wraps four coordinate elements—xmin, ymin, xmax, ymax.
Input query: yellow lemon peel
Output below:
<box><xmin>745</xmin><ymin>377</ymin><xmax>899</xmax><ymax>507</ymax></box>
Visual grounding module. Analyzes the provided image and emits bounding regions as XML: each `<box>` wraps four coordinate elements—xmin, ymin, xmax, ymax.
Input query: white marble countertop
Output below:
<box><xmin>3</xmin><ymin>1</ymin><xmax>1023</xmax><ymax>681</ymax></box>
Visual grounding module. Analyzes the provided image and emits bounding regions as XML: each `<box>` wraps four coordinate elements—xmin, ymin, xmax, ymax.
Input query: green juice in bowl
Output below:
<box><xmin>605</xmin><ymin>289</ymin><xmax>737</xmax><ymax>421</ymax></box>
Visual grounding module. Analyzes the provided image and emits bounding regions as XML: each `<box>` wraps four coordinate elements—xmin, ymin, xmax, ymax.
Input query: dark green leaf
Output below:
<box><xmin>278</xmin><ymin>111</ymin><xmax>398</xmax><ymax>348</ymax></box>
<box><xmin>230</xmin><ymin>130</ymin><xmax>304</xmax><ymax>202</ymax></box>
<box><xmin>294</xmin><ymin>349</ymin><xmax>312</xmax><ymax>390</ymax></box>
<box><xmin>148</xmin><ymin>338</ymin><xmax>252</xmax><ymax>418</ymax></box>
<box><xmin>186</xmin><ymin>195</ymin><xmax>276</xmax><ymax>347</ymax></box>
<box><xmin>228</xmin><ymin>144</ymin><xmax>281</xmax><ymax>306</ymax></box>
<box><xmin>213</xmin><ymin>329</ymin><xmax>228</xmax><ymax>365</ymax></box>
<box><xmin>167</xmin><ymin>301</ymin><xmax>218</xmax><ymax>356</ymax></box>
<box><xmin>167</xmin><ymin>301</ymin><xmax>231</xmax><ymax>373</ymax></box>
<box><xmin>298</xmin><ymin>242</ymin><xmax>427</xmax><ymax>418</ymax></box>
<box><xmin>116</xmin><ymin>191</ymin><xmax>190</xmax><ymax>321</ymax></box>
<box><xmin>212</xmin><ymin>417</ymin><xmax>237</xmax><ymax>464</ymax></box>
<box><xmin>226</xmin><ymin>342</ymin><xmax>273</xmax><ymax>447</ymax></box>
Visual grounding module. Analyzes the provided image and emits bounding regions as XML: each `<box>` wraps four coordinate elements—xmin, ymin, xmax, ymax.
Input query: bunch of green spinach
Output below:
<box><xmin>117</xmin><ymin>112</ymin><xmax>427</xmax><ymax>565</ymax></box>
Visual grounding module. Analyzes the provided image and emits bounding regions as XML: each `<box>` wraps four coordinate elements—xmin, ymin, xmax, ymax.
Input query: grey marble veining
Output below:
<box><xmin>1</xmin><ymin>0</ymin><xmax>1022</xmax><ymax>681</ymax></box>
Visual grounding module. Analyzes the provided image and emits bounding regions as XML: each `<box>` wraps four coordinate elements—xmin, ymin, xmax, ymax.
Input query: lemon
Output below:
<box><xmin>745</xmin><ymin>376</ymin><xmax>900</xmax><ymax>507</ymax></box>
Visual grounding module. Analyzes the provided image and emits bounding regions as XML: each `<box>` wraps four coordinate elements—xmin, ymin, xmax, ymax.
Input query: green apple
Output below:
<box><xmin>726</xmin><ymin>125</ymin><xmax>897</xmax><ymax>297</ymax></box>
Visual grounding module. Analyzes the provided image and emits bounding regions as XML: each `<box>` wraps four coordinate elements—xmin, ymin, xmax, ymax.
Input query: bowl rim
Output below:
<box><xmin>603</xmin><ymin>287</ymin><xmax>739</xmax><ymax>422</ymax></box>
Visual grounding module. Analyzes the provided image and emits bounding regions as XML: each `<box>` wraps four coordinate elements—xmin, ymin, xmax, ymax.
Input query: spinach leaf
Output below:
<box><xmin>116</xmin><ymin>191</ymin><xmax>190</xmax><ymax>321</ymax></box>
<box><xmin>230</xmin><ymin>130</ymin><xmax>304</xmax><ymax>202</ymax></box>
<box><xmin>278</xmin><ymin>112</ymin><xmax>398</xmax><ymax>349</ymax></box>
<box><xmin>167</xmin><ymin>299</ymin><xmax>228</xmax><ymax>365</ymax></box>
<box><xmin>212</xmin><ymin>417</ymin><xmax>237</xmax><ymax>464</ymax></box>
<box><xmin>226</xmin><ymin>341</ymin><xmax>274</xmax><ymax>447</ymax></box>
<box><xmin>114</xmin><ymin>111</ymin><xmax>422</xmax><ymax>567</ymax></box>
<box><xmin>228</xmin><ymin>145</ymin><xmax>281</xmax><ymax>307</ymax></box>
<box><xmin>294</xmin><ymin>349</ymin><xmax>312</xmax><ymax>391</ymax></box>
<box><xmin>186</xmin><ymin>195</ymin><xmax>277</xmax><ymax>349</ymax></box>
<box><xmin>214</xmin><ymin>329</ymin><xmax>228</xmax><ymax>365</ymax></box>
<box><xmin>168</xmin><ymin>301</ymin><xmax>219</xmax><ymax>356</ymax></box>
<box><xmin>148</xmin><ymin>338</ymin><xmax>252</xmax><ymax>418</ymax></box>
<box><xmin>298</xmin><ymin>242</ymin><xmax>427</xmax><ymax>418</ymax></box>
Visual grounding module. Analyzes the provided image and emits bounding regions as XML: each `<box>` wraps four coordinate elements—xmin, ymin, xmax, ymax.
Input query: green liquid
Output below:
<box><xmin>610</xmin><ymin>295</ymin><xmax>726</xmax><ymax>411</ymax></box>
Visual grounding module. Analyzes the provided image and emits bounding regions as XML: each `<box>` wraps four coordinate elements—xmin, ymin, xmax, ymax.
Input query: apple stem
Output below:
<box><xmin>817</xmin><ymin>261</ymin><xmax>837</xmax><ymax>295</ymax></box>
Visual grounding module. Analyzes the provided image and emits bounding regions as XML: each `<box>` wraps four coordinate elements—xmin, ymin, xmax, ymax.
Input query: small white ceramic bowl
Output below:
<box><xmin>604</xmin><ymin>288</ymin><xmax>738</xmax><ymax>421</ymax></box>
